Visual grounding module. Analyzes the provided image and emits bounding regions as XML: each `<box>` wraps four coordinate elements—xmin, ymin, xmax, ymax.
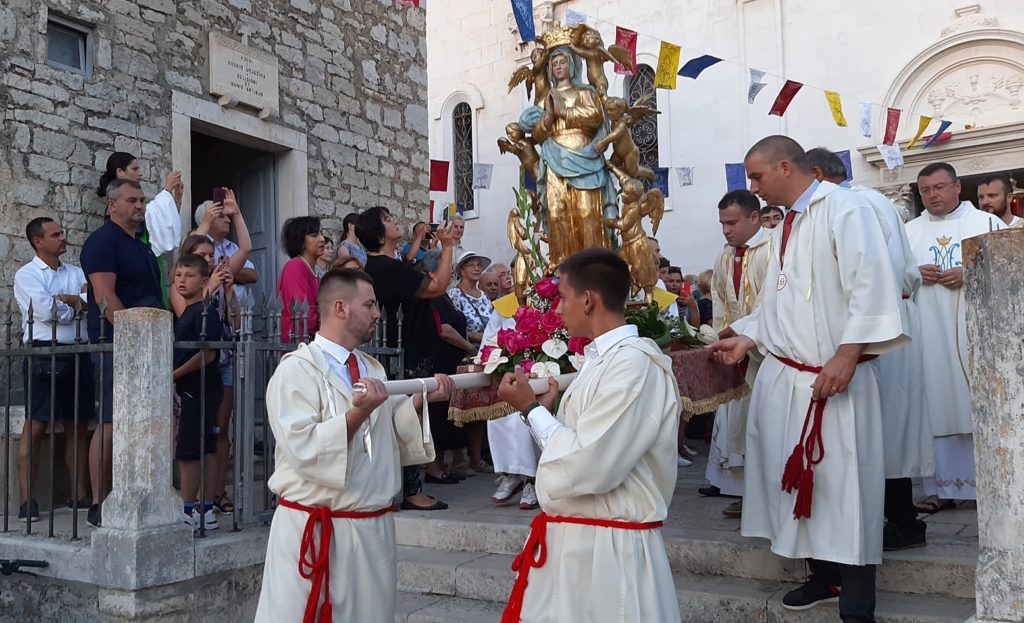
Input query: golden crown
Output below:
<box><xmin>538</xmin><ymin>23</ymin><xmax>575</xmax><ymax>48</ymax></box>
<box><xmin>937</xmin><ymin>235</ymin><xmax>952</xmax><ymax>247</ymax></box>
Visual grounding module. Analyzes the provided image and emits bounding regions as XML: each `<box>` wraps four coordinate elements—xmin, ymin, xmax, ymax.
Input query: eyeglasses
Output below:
<box><xmin>918</xmin><ymin>181</ymin><xmax>956</xmax><ymax>196</ymax></box>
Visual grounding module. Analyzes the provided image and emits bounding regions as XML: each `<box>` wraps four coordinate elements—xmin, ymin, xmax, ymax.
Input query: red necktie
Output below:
<box><xmin>732</xmin><ymin>246</ymin><xmax>747</xmax><ymax>298</ymax></box>
<box><xmin>779</xmin><ymin>209</ymin><xmax>798</xmax><ymax>269</ymax></box>
<box><xmin>345</xmin><ymin>353</ymin><xmax>361</xmax><ymax>385</ymax></box>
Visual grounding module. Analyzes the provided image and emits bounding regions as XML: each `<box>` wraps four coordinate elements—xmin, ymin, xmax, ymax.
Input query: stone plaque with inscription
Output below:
<box><xmin>209</xmin><ymin>32</ymin><xmax>279</xmax><ymax>118</ymax></box>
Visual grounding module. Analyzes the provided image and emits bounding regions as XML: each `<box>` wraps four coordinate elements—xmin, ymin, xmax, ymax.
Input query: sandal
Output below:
<box><xmin>213</xmin><ymin>495</ymin><xmax>235</xmax><ymax>514</ymax></box>
<box><xmin>914</xmin><ymin>495</ymin><xmax>955</xmax><ymax>514</ymax></box>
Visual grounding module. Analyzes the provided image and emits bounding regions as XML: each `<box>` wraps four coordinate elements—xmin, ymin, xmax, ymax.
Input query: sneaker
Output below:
<box><xmin>66</xmin><ymin>496</ymin><xmax>92</xmax><ymax>511</ymax></box>
<box><xmin>192</xmin><ymin>507</ymin><xmax>219</xmax><ymax>532</ymax></box>
<box><xmin>472</xmin><ymin>460</ymin><xmax>494</xmax><ymax>474</ymax></box>
<box><xmin>18</xmin><ymin>500</ymin><xmax>40</xmax><ymax>522</ymax></box>
<box><xmin>86</xmin><ymin>503</ymin><xmax>102</xmax><ymax>528</ymax></box>
<box><xmin>492</xmin><ymin>475</ymin><xmax>525</xmax><ymax>506</ymax></box>
<box><xmin>519</xmin><ymin>482</ymin><xmax>539</xmax><ymax>510</ymax></box>
<box><xmin>781</xmin><ymin>578</ymin><xmax>840</xmax><ymax>611</ymax></box>
<box><xmin>183</xmin><ymin>510</ymin><xmax>197</xmax><ymax>530</ymax></box>
<box><xmin>883</xmin><ymin>520</ymin><xmax>927</xmax><ymax>551</ymax></box>
<box><xmin>677</xmin><ymin>456</ymin><xmax>692</xmax><ymax>467</ymax></box>
<box><xmin>722</xmin><ymin>500</ymin><xmax>742</xmax><ymax>518</ymax></box>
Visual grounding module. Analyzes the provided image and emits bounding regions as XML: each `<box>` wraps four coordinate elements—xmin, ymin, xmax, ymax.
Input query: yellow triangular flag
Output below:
<box><xmin>448</xmin><ymin>203</ymin><xmax>458</xmax><ymax>217</ymax></box>
<box><xmin>652</xmin><ymin>287</ymin><xmax>678</xmax><ymax>311</ymax></box>
<box><xmin>824</xmin><ymin>91</ymin><xmax>847</xmax><ymax>127</ymax></box>
<box><xmin>907</xmin><ymin>115</ymin><xmax>933</xmax><ymax>149</ymax></box>
<box><xmin>653</xmin><ymin>42</ymin><xmax>681</xmax><ymax>90</ymax></box>
<box><xmin>492</xmin><ymin>293</ymin><xmax>520</xmax><ymax>318</ymax></box>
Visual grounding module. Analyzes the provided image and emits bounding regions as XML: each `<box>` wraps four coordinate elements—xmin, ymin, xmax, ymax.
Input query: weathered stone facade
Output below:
<box><xmin>0</xmin><ymin>0</ymin><xmax>428</xmax><ymax>300</ymax></box>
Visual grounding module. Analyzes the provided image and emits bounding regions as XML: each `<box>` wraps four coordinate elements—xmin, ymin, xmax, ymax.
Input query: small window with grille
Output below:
<box><xmin>626</xmin><ymin>64</ymin><xmax>659</xmax><ymax>186</ymax></box>
<box><xmin>452</xmin><ymin>102</ymin><xmax>475</xmax><ymax>214</ymax></box>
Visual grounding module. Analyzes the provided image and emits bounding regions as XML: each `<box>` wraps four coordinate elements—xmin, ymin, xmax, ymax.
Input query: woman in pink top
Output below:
<box><xmin>277</xmin><ymin>216</ymin><xmax>324</xmax><ymax>342</ymax></box>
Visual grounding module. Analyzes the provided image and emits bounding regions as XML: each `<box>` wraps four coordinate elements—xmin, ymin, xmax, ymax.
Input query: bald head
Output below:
<box><xmin>746</xmin><ymin>135</ymin><xmax>811</xmax><ymax>173</ymax></box>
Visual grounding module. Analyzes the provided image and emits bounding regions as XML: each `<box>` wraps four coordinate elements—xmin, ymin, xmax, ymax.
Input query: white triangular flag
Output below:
<box><xmin>877</xmin><ymin>144</ymin><xmax>904</xmax><ymax>171</ymax></box>
<box><xmin>859</xmin><ymin>101</ymin><xmax>873</xmax><ymax>138</ymax></box>
<box><xmin>472</xmin><ymin>163</ymin><xmax>494</xmax><ymax>190</ymax></box>
<box><xmin>675</xmin><ymin>166</ymin><xmax>694</xmax><ymax>187</ymax></box>
<box><xmin>748</xmin><ymin>69</ymin><xmax>768</xmax><ymax>104</ymax></box>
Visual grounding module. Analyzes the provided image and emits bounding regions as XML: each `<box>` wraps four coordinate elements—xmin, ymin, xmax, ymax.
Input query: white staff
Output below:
<box><xmin>355</xmin><ymin>372</ymin><xmax>576</xmax><ymax>396</ymax></box>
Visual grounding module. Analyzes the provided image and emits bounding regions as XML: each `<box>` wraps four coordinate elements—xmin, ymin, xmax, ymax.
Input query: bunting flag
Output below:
<box><xmin>448</xmin><ymin>202</ymin><xmax>465</xmax><ymax>217</ymax></box>
<box><xmin>472</xmin><ymin>163</ymin><xmax>494</xmax><ymax>189</ymax></box>
<box><xmin>395</xmin><ymin>0</ymin><xmax>420</xmax><ymax>6</ymax></box>
<box><xmin>883</xmin><ymin>108</ymin><xmax>901</xmax><ymax>145</ymax></box>
<box><xmin>678</xmin><ymin>54</ymin><xmax>722</xmax><ymax>79</ymax></box>
<box><xmin>725</xmin><ymin>163</ymin><xmax>747</xmax><ymax>191</ymax></box>
<box><xmin>653</xmin><ymin>41</ymin><xmax>681</xmax><ymax>90</ymax></box>
<box><xmin>834</xmin><ymin>150</ymin><xmax>853</xmax><ymax>186</ymax></box>
<box><xmin>859</xmin><ymin>101</ymin><xmax>873</xmax><ymax>138</ymax></box>
<box><xmin>429</xmin><ymin>160</ymin><xmax>449</xmax><ymax>192</ymax></box>
<box><xmin>524</xmin><ymin>168</ymin><xmax>537</xmax><ymax>192</ymax></box>
<box><xmin>824</xmin><ymin>91</ymin><xmax>847</xmax><ymax>127</ymax></box>
<box><xmin>511</xmin><ymin>0</ymin><xmax>535</xmax><ymax>43</ymax></box>
<box><xmin>614</xmin><ymin>27</ymin><xmax>637</xmax><ymax>75</ymax></box>
<box><xmin>906</xmin><ymin>115</ymin><xmax>933</xmax><ymax>149</ymax></box>
<box><xmin>877</xmin><ymin>144</ymin><xmax>904</xmax><ymax>171</ymax></box>
<box><xmin>429</xmin><ymin>199</ymin><xmax>435</xmax><ymax>223</ymax></box>
<box><xmin>565</xmin><ymin>8</ymin><xmax>587</xmax><ymax>25</ymax></box>
<box><xmin>923</xmin><ymin>120</ymin><xmax>953</xmax><ymax>149</ymax></box>
<box><xmin>675</xmin><ymin>166</ymin><xmax>694</xmax><ymax>187</ymax></box>
<box><xmin>748</xmin><ymin>69</ymin><xmax>768</xmax><ymax>104</ymax></box>
<box><xmin>652</xmin><ymin>167</ymin><xmax>670</xmax><ymax>197</ymax></box>
<box><xmin>768</xmin><ymin>80</ymin><xmax>803</xmax><ymax>116</ymax></box>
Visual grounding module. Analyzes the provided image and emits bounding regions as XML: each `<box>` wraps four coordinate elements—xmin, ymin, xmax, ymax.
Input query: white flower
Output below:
<box><xmin>541</xmin><ymin>338</ymin><xmax>568</xmax><ymax>359</ymax></box>
<box><xmin>697</xmin><ymin>324</ymin><xmax>718</xmax><ymax>345</ymax></box>
<box><xmin>474</xmin><ymin>348</ymin><xmax>509</xmax><ymax>374</ymax></box>
<box><xmin>532</xmin><ymin>361</ymin><xmax>562</xmax><ymax>377</ymax></box>
<box><xmin>568</xmin><ymin>354</ymin><xmax>586</xmax><ymax>371</ymax></box>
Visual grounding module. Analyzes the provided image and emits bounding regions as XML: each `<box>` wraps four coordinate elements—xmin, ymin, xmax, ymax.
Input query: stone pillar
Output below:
<box><xmin>963</xmin><ymin>228</ymin><xmax>1024</xmax><ymax>623</ymax></box>
<box><xmin>92</xmin><ymin>308</ymin><xmax>194</xmax><ymax>591</ymax></box>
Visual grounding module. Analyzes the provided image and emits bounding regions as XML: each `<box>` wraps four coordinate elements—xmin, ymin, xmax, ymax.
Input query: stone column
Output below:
<box><xmin>963</xmin><ymin>228</ymin><xmax>1024</xmax><ymax>623</ymax></box>
<box><xmin>92</xmin><ymin>308</ymin><xmax>194</xmax><ymax>591</ymax></box>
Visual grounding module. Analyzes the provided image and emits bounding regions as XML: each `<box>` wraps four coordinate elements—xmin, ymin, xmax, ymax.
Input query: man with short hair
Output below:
<box><xmin>906</xmin><ymin>162</ymin><xmax>1004</xmax><ymax>511</ymax></box>
<box><xmin>976</xmin><ymin>173</ymin><xmax>1021</xmax><ymax>227</ymax></box>
<box><xmin>450</xmin><ymin>214</ymin><xmax>466</xmax><ymax>256</ymax></box>
<box><xmin>711</xmin><ymin>135</ymin><xmax>906</xmax><ymax>621</ymax></box>
<box><xmin>701</xmin><ymin>190</ymin><xmax>770</xmax><ymax>514</ymax></box>
<box><xmin>80</xmin><ymin>179</ymin><xmax>165</xmax><ymax>528</ymax></box>
<box><xmin>489</xmin><ymin>262</ymin><xmax>514</xmax><ymax>297</ymax></box>
<box><xmin>807</xmin><ymin>147</ymin><xmax>933</xmax><ymax>550</ymax></box>
<box><xmin>497</xmin><ymin>248</ymin><xmax>682</xmax><ymax>623</ymax></box>
<box><xmin>479</xmin><ymin>269</ymin><xmax>501</xmax><ymax>301</ymax></box>
<box><xmin>14</xmin><ymin>217</ymin><xmax>94</xmax><ymax>522</ymax></box>
<box><xmin>760</xmin><ymin>205</ymin><xmax>784</xmax><ymax>229</ymax></box>
<box><xmin>255</xmin><ymin>268</ymin><xmax>454</xmax><ymax>622</ymax></box>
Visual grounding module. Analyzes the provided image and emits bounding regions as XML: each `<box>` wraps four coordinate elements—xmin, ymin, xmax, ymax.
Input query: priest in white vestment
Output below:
<box><xmin>497</xmin><ymin>249</ymin><xmax>681</xmax><ymax>623</ymax></box>
<box><xmin>977</xmin><ymin>173</ymin><xmax>1023</xmax><ymax>228</ymax></box>
<box><xmin>255</xmin><ymin>269</ymin><xmax>453</xmax><ymax>623</ymax></box>
<box><xmin>807</xmin><ymin>147</ymin><xmax>933</xmax><ymax>551</ymax></box>
<box><xmin>711</xmin><ymin>136</ymin><xmax>906</xmax><ymax>622</ymax></box>
<box><xmin>905</xmin><ymin>162</ymin><xmax>1004</xmax><ymax>509</ymax></box>
<box><xmin>703</xmin><ymin>190</ymin><xmax>771</xmax><ymax>507</ymax></box>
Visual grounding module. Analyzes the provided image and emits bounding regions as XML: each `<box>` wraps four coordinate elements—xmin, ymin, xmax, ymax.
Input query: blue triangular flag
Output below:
<box><xmin>678</xmin><ymin>55</ymin><xmax>722</xmax><ymax>79</ymax></box>
<box><xmin>652</xmin><ymin>167</ymin><xmax>670</xmax><ymax>198</ymax></box>
<box><xmin>923</xmin><ymin>120</ymin><xmax>953</xmax><ymax>149</ymax></box>
<box><xmin>725</xmin><ymin>163</ymin><xmax>747</xmax><ymax>191</ymax></box>
<box><xmin>834</xmin><ymin>150</ymin><xmax>853</xmax><ymax>186</ymax></box>
<box><xmin>511</xmin><ymin>0</ymin><xmax>535</xmax><ymax>43</ymax></box>
<box><xmin>524</xmin><ymin>169</ymin><xmax>537</xmax><ymax>192</ymax></box>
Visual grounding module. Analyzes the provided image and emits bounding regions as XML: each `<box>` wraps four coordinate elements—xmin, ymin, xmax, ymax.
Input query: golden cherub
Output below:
<box><xmin>497</xmin><ymin>122</ymin><xmax>541</xmax><ymax>182</ymax></box>
<box><xmin>507</xmin><ymin>46</ymin><xmax>551</xmax><ymax>105</ymax></box>
<box><xmin>591</xmin><ymin>95</ymin><xmax>659</xmax><ymax>183</ymax></box>
<box><xmin>569</xmin><ymin>24</ymin><xmax>633</xmax><ymax>95</ymax></box>
<box><xmin>606</xmin><ymin>179</ymin><xmax>665</xmax><ymax>302</ymax></box>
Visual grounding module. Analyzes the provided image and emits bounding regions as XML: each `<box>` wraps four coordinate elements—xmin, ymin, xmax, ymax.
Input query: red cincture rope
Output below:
<box><xmin>278</xmin><ymin>498</ymin><xmax>394</xmax><ymax>623</ymax></box>
<box><xmin>501</xmin><ymin>512</ymin><xmax>664</xmax><ymax>623</ymax></box>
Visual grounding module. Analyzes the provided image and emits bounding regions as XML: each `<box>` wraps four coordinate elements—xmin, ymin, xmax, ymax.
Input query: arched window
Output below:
<box><xmin>626</xmin><ymin>65</ymin><xmax>659</xmax><ymax>181</ymax></box>
<box><xmin>452</xmin><ymin>102</ymin><xmax>474</xmax><ymax>213</ymax></box>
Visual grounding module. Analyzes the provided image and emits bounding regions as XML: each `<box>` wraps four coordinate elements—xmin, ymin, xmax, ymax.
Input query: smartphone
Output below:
<box><xmin>212</xmin><ymin>187</ymin><xmax>226</xmax><ymax>205</ymax></box>
<box><xmin>430</xmin><ymin>223</ymin><xmax>440</xmax><ymax>233</ymax></box>
<box><xmin>681</xmin><ymin>282</ymin><xmax>691</xmax><ymax>297</ymax></box>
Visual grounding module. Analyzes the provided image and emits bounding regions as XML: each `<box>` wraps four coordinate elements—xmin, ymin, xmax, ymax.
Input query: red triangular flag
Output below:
<box><xmin>614</xmin><ymin>27</ymin><xmax>637</xmax><ymax>76</ymax></box>
<box><xmin>883</xmin><ymin>108</ymin><xmax>901</xmax><ymax>145</ymax></box>
<box><xmin>429</xmin><ymin>200</ymin><xmax>436</xmax><ymax>223</ymax></box>
<box><xmin>395</xmin><ymin>0</ymin><xmax>420</xmax><ymax>6</ymax></box>
<box><xmin>429</xmin><ymin>160</ymin><xmax>449</xmax><ymax>192</ymax></box>
<box><xmin>768</xmin><ymin>80</ymin><xmax>803</xmax><ymax>117</ymax></box>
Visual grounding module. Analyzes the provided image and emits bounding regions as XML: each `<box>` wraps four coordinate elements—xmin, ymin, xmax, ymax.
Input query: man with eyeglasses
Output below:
<box><xmin>905</xmin><ymin>162</ymin><xmax>1004</xmax><ymax>514</ymax></box>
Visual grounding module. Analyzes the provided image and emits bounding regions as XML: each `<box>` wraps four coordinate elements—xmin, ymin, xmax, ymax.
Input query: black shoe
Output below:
<box><xmin>698</xmin><ymin>485</ymin><xmax>722</xmax><ymax>497</ymax></box>
<box><xmin>883</xmin><ymin>520</ymin><xmax>927</xmax><ymax>551</ymax></box>
<box><xmin>782</xmin><ymin>577</ymin><xmax>840</xmax><ymax>610</ymax></box>
<box><xmin>18</xmin><ymin>500</ymin><xmax>40</xmax><ymax>522</ymax></box>
<box><xmin>424</xmin><ymin>472</ymin><xmax>461</xmax><ymax>484</ymax></box>
<box><xmin>86</xmin><ymin>504</ymin><xmax>102</xmax><ymax>528</ymax></box>
<box><xmin>67</xmin><ymin>496</ymin><xmax>93</xmax><ymax>511</ymax></box>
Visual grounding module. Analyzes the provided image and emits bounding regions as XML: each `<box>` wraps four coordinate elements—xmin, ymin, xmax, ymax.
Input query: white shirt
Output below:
<box><xmin>14</xmin><ymin>256</ymin><xmax>87</xmax><ymax>343</ymax></box>
<box><xmin>527</xmin><ymin>324</ymin><xmax>640</xmax><ymax>447</ymax></box>
<box><xmin>313</xmin><ymin>333</ymin><xmax>367</xmax><ymax>390</ymax></box>
<box><xmin>208</xmin><ymin>235</ymin><xmax>258</xmax><ymax>301</ymax></box>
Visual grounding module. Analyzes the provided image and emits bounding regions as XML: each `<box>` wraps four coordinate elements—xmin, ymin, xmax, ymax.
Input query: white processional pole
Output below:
<box><xmin>368</xmin><ymin>372</ymin><xmax>577</xmax><ymax>396</ymax></box>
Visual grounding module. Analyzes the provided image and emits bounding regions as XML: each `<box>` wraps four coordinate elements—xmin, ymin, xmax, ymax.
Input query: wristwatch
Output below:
<box><xmin>519</xmin><ymin>402</ymin><xmax>542</xmax><ymax>428</ymax></box>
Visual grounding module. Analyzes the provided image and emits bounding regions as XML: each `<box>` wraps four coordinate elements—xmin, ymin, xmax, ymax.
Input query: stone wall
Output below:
<box><xmin>0</xmin><ymin>0</ymin><xmax>428</xmax><ymax>301</ymax></box>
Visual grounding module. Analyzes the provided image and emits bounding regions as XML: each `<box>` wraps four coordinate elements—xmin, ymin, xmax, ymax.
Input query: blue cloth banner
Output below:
<box><xmin>678</xmin><ymin>55</ymin><xmax>722</xmax><ymax>79</ymax></box>
<box><xmin>923</xmin><ymin>120</ymin><xmax>953</xmax><ymax>149</ymax></box>
<box><xmin>565</xmin><ymin>9</ymin><xmax>586</xmax><ymax>25</ymax></box>
<box><xmin>725</xmin><ymin>163</ymin><xmax>747</xmax><ymax>191</ymax></box>
<box><xmin>834</xmin><ymin>150</ymin><xmax>853</xmax><ymax>187</ymax></box>
<box><xmin>652</xmin><ymin>167</ymin><xmax>670</xmax><ymax>198</ymax></box>
<box><xmin>511</xmin><ymin>0</ymin><xmax>535</xmax><ymax>43</ymax></box>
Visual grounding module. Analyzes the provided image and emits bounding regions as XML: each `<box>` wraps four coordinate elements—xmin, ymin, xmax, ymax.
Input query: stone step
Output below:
<box><xmin>395</xmin><ymin>570</ymin><xmax>975</xmax><ymax>623</ymax></box>
<box><xmin>394</xmin><ymin>514</ymin><xmax>976</xmax><ymax>599</ymax></box>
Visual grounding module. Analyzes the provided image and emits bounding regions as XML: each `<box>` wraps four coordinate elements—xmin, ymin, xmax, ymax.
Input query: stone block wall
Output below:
<box><xmin>0</xmin><ymin>0</ymin><xmax>428</xmax><ymax>302</ymax></box>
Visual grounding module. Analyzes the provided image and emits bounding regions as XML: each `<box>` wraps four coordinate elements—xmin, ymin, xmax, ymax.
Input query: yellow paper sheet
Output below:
<box><xmin>825</xmin><ymin>91</ymin><xmax>847</xmax><ymax>127</ymax></box>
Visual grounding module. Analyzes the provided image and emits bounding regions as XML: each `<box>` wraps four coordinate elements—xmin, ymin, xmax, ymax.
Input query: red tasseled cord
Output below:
<box><xmin>781</xmin><ymin>445</ymin><xmax>805</xmax><ymax>493</ymax></box>
<box><xmin>793</xmin><ymin>467</ymin><xmax>814</xmax><ymax>519</ymax></box>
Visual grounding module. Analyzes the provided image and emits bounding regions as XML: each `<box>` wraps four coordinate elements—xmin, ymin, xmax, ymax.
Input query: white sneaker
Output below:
<box><xmin>677</xmin><ymin>456</ymin><xmax>693</xmax><ymax>467</ymax></box>
<box><xmin>192</xmin><ymin>507</ymin><xmax>219</xmax><ymax>531</ymax></box>
<box><xmin>492</xmin><ymin>474</ymin><xmax>525</xmax><ymax>506</ymax></box>
<box><xmin>183</xmin><ymin>511</ymin><xmax>196</xmax><ymax>530</ymax></box>
<box><xmin>519</xmin><ymin>482</ymin><xmax>539</xmax><ymax>510</ymax></box>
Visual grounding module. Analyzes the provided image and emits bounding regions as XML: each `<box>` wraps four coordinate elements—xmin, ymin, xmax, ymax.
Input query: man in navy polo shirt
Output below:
<box><xmin>80</xmin><ymin>178</ymin><xmax>164</xmax><ymax>528</ymax></box>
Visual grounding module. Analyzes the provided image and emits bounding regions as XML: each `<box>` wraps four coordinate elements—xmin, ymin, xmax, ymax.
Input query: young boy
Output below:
<box><xmin>171</xmin><ymin>254</ymin><xmax>223</xmax><ymax>530</ymax></box>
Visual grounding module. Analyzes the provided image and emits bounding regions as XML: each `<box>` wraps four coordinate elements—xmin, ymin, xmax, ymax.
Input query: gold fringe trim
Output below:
<box><xmin>680</xmin><ymin>384</ymin><xmax>751</xmax><ymax>421</ymax></box>
<box><xmin>449</xmin><ymin>402</ymin><xmax>516</xmax><ymax>427</ymax></box>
